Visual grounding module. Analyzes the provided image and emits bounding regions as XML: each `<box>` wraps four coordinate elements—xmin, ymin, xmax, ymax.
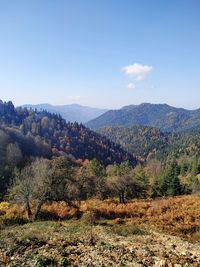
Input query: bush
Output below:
<box><xmin>58</xmin><ymin>257</ymin><xmax>69</xmax><ymax>267</ymax></box>
<box><xmin>108</xmin><ymin>224</ymin><xmax>146</xmax><ymax>237</ymax></box>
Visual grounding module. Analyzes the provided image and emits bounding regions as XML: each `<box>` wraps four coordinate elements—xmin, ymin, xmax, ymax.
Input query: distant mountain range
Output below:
<box><xmin>86</xmin><ymin>103</ymin><xmax>200</xmax><ymax>132</ymax></box>
<box><xmin>21</xmin><ymin>103</ymin><xmax>108</xmax><ymax>123</ymax></box>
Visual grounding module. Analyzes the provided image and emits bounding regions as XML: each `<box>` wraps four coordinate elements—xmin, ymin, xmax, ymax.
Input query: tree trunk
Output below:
<box><xmin>122</xmin><ymin>191</ymin><xmax>125</xmax><ymax>203</ymax></box>
<box><xmin>26</xmin><ymin>201</ymin><xmax>32</xmax><ymax>221</ymax></box>
<box><xmin>34</xmin><ymin>201</ymin><xmax>43</xmax><ymax>220</ymax></box>
<box><xmin>119</xmin><ymin>193</ymin><xmax>123</xmax><ymax>203</ymax></box>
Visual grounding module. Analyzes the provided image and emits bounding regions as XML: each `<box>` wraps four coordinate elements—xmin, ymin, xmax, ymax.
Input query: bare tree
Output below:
<box><xmin>10</xmin><ymin>165</ymin><xmax>34</xmax><ymax>220</ymax></box>
<box><xmin>10</xmin><ymin>157</ymin><xmax>78</xmax><ymax>221</ymax></box>
<box><xmin>6</xmin><ymin>143</ymin><xmax>22</xmax><ymax>167</ymax></box>
<box><xmin>10</xmin><ymin>159</ymin><xmax>52</xmax><ymax>220</ymax></box>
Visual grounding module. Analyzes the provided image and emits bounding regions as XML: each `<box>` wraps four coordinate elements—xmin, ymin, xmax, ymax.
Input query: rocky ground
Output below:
<box><xmin>0</xmin><ymin>220</ymin><xmax>199</xmax><ymax>267</ymax></box>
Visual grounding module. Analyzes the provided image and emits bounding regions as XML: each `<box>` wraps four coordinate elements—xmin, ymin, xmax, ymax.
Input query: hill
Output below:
<box><xmin>21</xmin><ymin>103</ymin><xmax>107</xmax><ymax>123</ymax></box>
<box><xmin>86</xmin><ymin>103</ymin><xmax>200</xmax><ymax>132</ymax></box>
<box><xmin>0</xmin><ymin>100</ymin><xmax>136</xmax><ymax>166</ymax></box>
<box><xmin>97</xmin><ymin>125</ymin><xmax>171</xmax><ymax>160</ymax></box>
<box><xmin>98</xmin><ymin>124</ymin><xmax>200</xmax><ymax>160</ymax></box>
<box><xmin>0</xmin><ymin>196</ymin><xmax>200</xmax><ymax>266</ymax></box>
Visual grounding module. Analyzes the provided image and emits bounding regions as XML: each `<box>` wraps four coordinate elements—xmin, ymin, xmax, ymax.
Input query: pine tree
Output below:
<box><xmin>161</xmin><ymin>157</ymin><xmax>182</xmax><ymax>196</ymax></box>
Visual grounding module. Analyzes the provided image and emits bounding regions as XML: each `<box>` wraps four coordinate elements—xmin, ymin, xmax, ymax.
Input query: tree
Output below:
<box><xmin>89</xmin><ymin>159</ymin><xmax>105</xmax><ymax>177</ymax></box>
<box><xmin>31</xmin><ymin>159</ymin><xmax>53</xmax><ymax>220</ymax></box>
<box><xmin>88</xmin><ymin>159</ymin><xmax>107</xmax><ymax>199</ymax></box>
<box><xmin>73</xmin><ymin>165</ymin><xmax>96</xmax><ymax>201</ymax></box>
<box><xmin>10</xmin><ymin>157</ymin><xmax>79</xmax><ymax>220</ymax></box>
<box><xmin>161</xmin><ymin>157</ymin><xmax>182</xmax><ymax>196</ymax></box>
<box><xmin>0</xmin><ymin>129</ymin><xmax>9</xmax><ymax>165</ymax></box>
<box><xmin>133</xmin><ymin>165</ymin><xmax>150</xmax><ymax>198</ymax></box>
<box><xmin>192</xmin><ymin>177</ymin><xmax>200</xmax><ymax>195</ymax></box>
<box><xmin>106</xmin><ymin>162</ymin><xmax>143</xmax><ymax>203</ymax></box>
<box><xmin>10</xmin><ymin>165</ymin><xmax>34</xmax><ymax>220</ymax></box>
<box><xmin>50</xmin><ymin>156</ymin><xmax>76</xmax><ymax>204</ymax></box>
<box><xmin>10</xmin><ymin>159</ymin><xmax>53</xmax><ymax>220</ymax></box>
<box><xmin>6</xmin><ymin>143</ymin><xmax>22</xmax><ymax>167</ymax></box>
<box><xmin>150</xmin><ymin>175</ymin><xmax>163</xmax><ymax>198</ymax></box>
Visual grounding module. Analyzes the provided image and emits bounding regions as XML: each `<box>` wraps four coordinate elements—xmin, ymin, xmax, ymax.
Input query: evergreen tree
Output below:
<box><xmin>161</xmin><ymin>157</ymin><xmax>182</xmax><ymax>196</ymax></box>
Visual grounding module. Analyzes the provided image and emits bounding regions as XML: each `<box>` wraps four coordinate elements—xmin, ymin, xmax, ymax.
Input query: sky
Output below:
<box><xmin>0</xmin><ymin>0</ymin><xmax>200</xmax><ymax>109</ymax></box>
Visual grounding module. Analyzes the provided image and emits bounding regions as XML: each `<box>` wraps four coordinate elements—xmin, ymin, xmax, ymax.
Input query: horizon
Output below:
<box><xmin>1</xmin><ymin>1</ymin><xmax>200</xmax><ymax>109</ymax></box>
<box><xmin>3</xmin><ymin>99</ymin><xmax>200</xmax><ymax>112</ymax></box>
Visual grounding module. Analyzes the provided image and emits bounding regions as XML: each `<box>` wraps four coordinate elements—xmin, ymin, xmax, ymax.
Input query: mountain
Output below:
<box><xmin>0</xmin><ymin>100</ymin><xmax>136</xmax><ymax>166</ymax></box>
<box><xmin>97</xmin><ymin>125</ymin><xmax>171</xmax><ymax>160</ymax></box>
<box><xmin>86</xmin><ymin>103</ymin><xmax>200</xmax><ymax>132</ymax></box>
<box><xmin>21</xmin><ymin>103</ymin><xmax>107</xmax><ymax>123</ymax></box>
<box><xmin>98</xmin><ymin>124</ymin><xmax>200</xmax><ymax>161</ymax></box>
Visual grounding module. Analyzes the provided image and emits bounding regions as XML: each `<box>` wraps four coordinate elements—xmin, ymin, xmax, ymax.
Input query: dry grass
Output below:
<box><xmin>40</xmin><ymin>202</ymin><xmax>78</xmax><ymax>220</ymax></box>
<box><xmin>81</xmin><ymin>195</ymin><xmax>200</xmax><ymax>241</ymax></box>
<box><xmin>1</xmin><ymin>195</ymin><xmax>200</xmax><ymax>241</ymax></box>
<box><xmin>0</xmin><ymin>201</ymin><xmax>78</xmax><ymax>225</ymax></box>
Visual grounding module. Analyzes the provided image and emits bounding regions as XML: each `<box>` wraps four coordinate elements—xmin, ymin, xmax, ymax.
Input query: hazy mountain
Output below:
<box><xmin>21</xmin><ymin>103</ymin><xmax>108</xmax><ymax>123</ymax></box>
<box><xmin>86</xmin><ymin>103</ymin><xmax>200</xmax><ymax>132</ymax></box>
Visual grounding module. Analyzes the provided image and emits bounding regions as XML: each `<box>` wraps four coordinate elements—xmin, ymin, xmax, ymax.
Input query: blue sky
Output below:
<box><xmin>0</xmin><ymin>0</ymin><xmax>200</xmax><ymax>109</ymax></box>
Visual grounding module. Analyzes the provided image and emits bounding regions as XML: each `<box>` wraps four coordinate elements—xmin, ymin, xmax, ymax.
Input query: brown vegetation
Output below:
<box><xmin>1</xmin><ymin>195</ymin><xmax>200</xmax><ymax>242</ymax></box>
<box><xmin>83</xmin><ymin>195</ymin><xmax>200</xmax><ymax>241</ymax></box>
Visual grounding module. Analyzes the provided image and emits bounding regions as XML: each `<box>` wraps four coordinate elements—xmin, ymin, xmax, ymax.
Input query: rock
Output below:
<box><xmin>154</xmin><ymin>259</ymin><xmax>167</xmax><ymax>267</ymax></box>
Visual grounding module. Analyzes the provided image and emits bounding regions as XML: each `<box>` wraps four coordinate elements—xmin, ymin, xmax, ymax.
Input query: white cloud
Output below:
<box><xmin>136</xmin><ymin>75</ymin><xmax>145</xmax><ymax>81</ymax></box>
<box><xmin>127</xmin><ymin>83</ymin><xmax>136</xmax><ymax>89</ymax></box>
<box><xmin>122</xmin><ymin>63</ymin><xmax>152</xmax><ymax>81</ymax></box>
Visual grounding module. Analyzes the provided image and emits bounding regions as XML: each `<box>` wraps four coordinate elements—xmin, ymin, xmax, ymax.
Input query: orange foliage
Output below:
<box><xmin>1</xmin><ymin>195</ymin><xmax>200</xmax><ymax>241</ymax></box>
<box><xmin>41</xmin><ymin>202</ymin><xmax>77</xmax><ymax>219</ymax></box>
<box><xmin>81</xmin><ymin>195</ymin><xmax>200</xmax><ymax>241</ymax></box>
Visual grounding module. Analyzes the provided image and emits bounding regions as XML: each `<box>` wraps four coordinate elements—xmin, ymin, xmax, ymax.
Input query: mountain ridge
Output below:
<box><xmin>86</xmin><ymin>103</ymin><xmax>200</xmax><ymax>132</ymax></box>
<box><xmin>21</xmin><ymin>103</ymin><xmax>108</xmax><ymax>124</ymax></box>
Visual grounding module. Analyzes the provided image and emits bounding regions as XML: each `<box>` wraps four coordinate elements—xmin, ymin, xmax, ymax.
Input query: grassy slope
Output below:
<box><xmin>0</xmin><ymin>195</ymin><xmax>200</xmax><ymax>266</ymax></box>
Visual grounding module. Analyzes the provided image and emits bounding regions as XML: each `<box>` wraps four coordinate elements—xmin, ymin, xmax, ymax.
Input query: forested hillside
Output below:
<box><xmin>98</xmin><ymin>125</ymin><xmax>171</xmax><ymax>160</ymax></box>
<box><xmin>98</xmin><ymin>125</ymin><xmax>200</xmax><ymax>161</ymax></box>
<box><xmin>0</xmin><ymin>100</ymin><xmax>136</xmax><ymax>166</ymax></box>
<box><xmin>86</xmin><ymin>103</ymin><xmax>200</xmax><ymax>132</ymax></box>
<box><xmin>1</xmin><ymin>99</ymin><xmax>200</xmax><ymax>203</ymax></box>
<box><xmin>0</xmin><ymin>100</ymin><xmax>137</xmax><ymax>198</ymax></box>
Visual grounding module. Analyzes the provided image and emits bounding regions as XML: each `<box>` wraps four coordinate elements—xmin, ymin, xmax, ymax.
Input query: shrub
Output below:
<box><xmin>58</xmin><ymin>257</ymin><xmax>69</xmax><ymax>267</ymax></box>
<box><xmin>108</xmin><ymin>224</ymin><xmax>146</xmax><ymax>237</ymax></box>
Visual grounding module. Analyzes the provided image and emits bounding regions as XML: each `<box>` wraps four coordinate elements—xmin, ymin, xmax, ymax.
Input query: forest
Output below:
<box><xmin>0</xmin><ymin>100</ymin><xmax>200</xmax><ymax>266</ymax></box>
<box><xmin>0</xmin><ymin>100</ymin><xmax>200</xmax><ymax>213</ymax></box>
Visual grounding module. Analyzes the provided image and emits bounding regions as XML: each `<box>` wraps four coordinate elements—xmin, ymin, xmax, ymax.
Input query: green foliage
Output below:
<box><xmin>160</xmin><ymin>157</ymin><xmax>182</xmax><ymax>196</ymax></box>
<box><xmin>106</xmin><ymin>162</ymin><xmax>148</xmax><ymax>203</ymax></box>
<box><xmin>98</xmin><ymin>125</ymin><xmax>200</xmax><ymax>162</ymax></box>
<box><xmin>0</xmin><ymin>100</ymin><xmax>138</xmax><ymax>198</ymax></box>
<box><xmin>9</xmin><ymin>158</ymin><xmax>79</xmax><ymax>221</ymax></box>
<box><xmin>58</xmin><ymin>257</ymin><xmax>68</xmax><ymax>267</ymax></box>
<box><xmin>33</xmin><ymin>255</ymin><xmax>52</xmax><ymax>267</ymax></box>
<box><xmin>133</xmin><ymin>165</ymin><xmax>150</xmax><ymax>197</ymax></box>
<box><xmin>98</xmin><ymin>125</ymin><xmax>171</xmax><ymax>160</ymax></box>
<box><xmin>2</xmin><ymin>99</ymin><xmax>200</xmax><ymax>203</ymax></box>
<box><xmin>108</xmin><ymin>224</ymin><xmax>147</xmax><ymax>237</ymax></box>
<box><xmin>89</xmin><ymin>159</ymin><xmax>105</xmax><ymax>177</ymax></box>
<box><xmin>150</xmin><ymin>176</ymin><xmax>163</xmax><ymax>198</ymax></box>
